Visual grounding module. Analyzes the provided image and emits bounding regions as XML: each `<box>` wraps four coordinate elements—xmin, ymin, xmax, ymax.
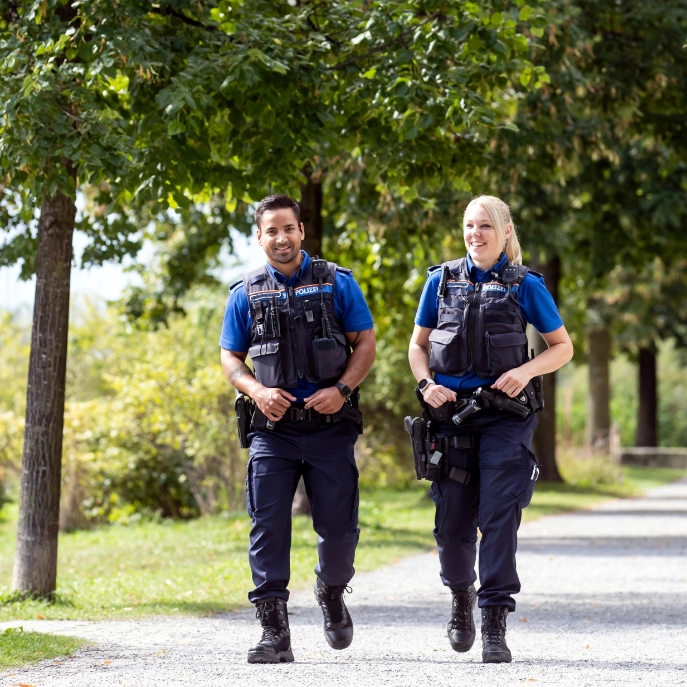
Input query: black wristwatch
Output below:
<box><xmin>418</xmin><ymin>378</ymin><xmax>435</xmax><ymax>392</ymax></box>
<box><xmin>335</xmin><ymin>382</ymin><xmax>352</xmax><ymax>399</ymax></box>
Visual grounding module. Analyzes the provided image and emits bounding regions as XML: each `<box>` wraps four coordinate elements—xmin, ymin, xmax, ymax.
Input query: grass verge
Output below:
<box><xmin>0</xmin><ymin>465</ymin><xmax>682</xmax><ymax>621</ymax></box>
<box><xmin>0</xmin><ymin>627</ymin><xmax>87</xmax><ymax>669</ymax></box>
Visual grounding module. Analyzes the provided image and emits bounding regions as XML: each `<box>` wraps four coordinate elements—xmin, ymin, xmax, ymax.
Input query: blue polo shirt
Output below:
<box><xmin>414</xmin><ymin>253</ymin><xmax>564</xmax><ymax>391</ymax></box>
<box><xmin>220</xmin><ymin>251</ymin><xmax>374</xmax><ymax>401</ymax></box>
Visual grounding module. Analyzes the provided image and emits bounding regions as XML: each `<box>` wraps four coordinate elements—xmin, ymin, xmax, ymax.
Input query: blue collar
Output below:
<box><xmin>466</xmin><ymin>252</ymin><xmax>507</xmax><ymax>282</ymax></box>
<box><xmin>266</xmin><ymin>250</ymin><xmax>311</xmax><ymax>286</ymax></box>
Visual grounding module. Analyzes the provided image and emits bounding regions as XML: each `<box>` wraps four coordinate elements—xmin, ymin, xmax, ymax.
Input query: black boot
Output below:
<box><xmin>481</xmin><ymin>606</ymin><xmax>512</xmax><ymax>663</ymax></box>
<box><xmin>247</xmin><ymin>597</ymin><xmax>294</xmax><ymax>664</ymax></box>
<box><xmin>314</xmin><ymin>578</ymin><xmax>354</xmax><ymax>650</ymax></box>
<box><xmin>447</xmin><ymin>585</ymin><xmax>476</xmax><ymax>652</ymax></box>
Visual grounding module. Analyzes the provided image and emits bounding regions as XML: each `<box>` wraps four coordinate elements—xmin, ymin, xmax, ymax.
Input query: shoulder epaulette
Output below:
<box><xmin>229</xmin><ymin>279</ymin><xmax>243</xmax><ymax>293</ymax></box>
<box><xmin>243</xmin><ymin>265</ymin><xmax>268</xmax><ymax>286</ymax></box>
<box><xmin>525</xmin><ymin>267</ymin><xmax>543</xmax><ymax>280</ymax></box>
<box><xmin>427</xmin><ymin>264</ymin><xmax>442</xmax><ymax>276</ymax></box>
<box><xmin>335</xmin><ymin>265</ymin><xmax>353</xmax><ymax>276</ymax></box>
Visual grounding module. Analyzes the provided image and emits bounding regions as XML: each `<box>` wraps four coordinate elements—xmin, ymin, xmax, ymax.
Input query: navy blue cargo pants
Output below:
<box><xmin>246</xmin><ymin>420</ymin><xmax>360</xmax><ymax>604</ymax></box>
<box><xmin>431</xmin><ymin>409</ymin><xmax>537</xmax><ymax>611</ymax></box>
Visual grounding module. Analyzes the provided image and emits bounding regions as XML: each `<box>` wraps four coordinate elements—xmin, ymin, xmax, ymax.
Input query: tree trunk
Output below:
<box><xmin>529</xmin><ymin>254</ymin><xmax>563</xmax><ymax>482</ymax></box>
<box><xmin>586</xmin><ymin>325</ymin><xmax>611</xmax><ymax>452</ymax></box>
<box><xmin>291</xmin><ymin>169</ymin><xmax>324</xmax><ymax>517</ymax></box>
<box><xmin>635</xmin><ymin>347</ymin><xmax>658</xmax><ymax>447</ymax></box>
<box><xmin>299</xmin><ymin>167</ymin><xmax>323</xmax><ymax>259</ymax></box>
<box><xmin>12</xmin><ymin>189</ymin><xmax>76</xmax><ymax>597</ymax></box>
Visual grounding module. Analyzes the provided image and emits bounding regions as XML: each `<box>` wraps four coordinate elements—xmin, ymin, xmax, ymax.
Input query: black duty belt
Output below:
<box><xmin>252</xmin><ymin>403</ymin><xmax>363</xmax><ymax>430</ymax></box>
<box><xmin>419</xmin><ymin>386</ymin><xmax>532</xmax><ymax>424</ymax></box>
<box><xmin>416</xmin><ymin>387</ymin><xmax>479</xmax><ymax>423</ymax></box>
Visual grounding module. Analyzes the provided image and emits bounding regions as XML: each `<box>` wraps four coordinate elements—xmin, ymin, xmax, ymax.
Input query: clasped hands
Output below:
<box><xmin>255</xmin><ymin>386</ymin><xmax>345</xmax><ymax>422</ymax></box>
<box><xmin>421</xmin><ymin>366</ymin><xmax>531</xmax><ymax>409</ymax></box>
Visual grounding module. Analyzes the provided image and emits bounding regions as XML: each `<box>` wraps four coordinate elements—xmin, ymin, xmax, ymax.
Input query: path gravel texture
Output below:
<box><xmin>3</xmin><ymin>479</ymin><xmax>687</xmax><ymax>687</ymax></box>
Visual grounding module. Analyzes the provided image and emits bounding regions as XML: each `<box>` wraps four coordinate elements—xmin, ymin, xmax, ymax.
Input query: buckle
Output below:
<box><xmin>291</xmin><ymin>408</ymin><xmax>305</xmax><ymax>422</ymax></box>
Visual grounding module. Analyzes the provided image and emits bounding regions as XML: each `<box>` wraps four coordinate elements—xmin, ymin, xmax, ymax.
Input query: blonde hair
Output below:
<box><xmin>464</xmin><ymin>195</ymin><xmax>522</xmax><ymax>265</ymax></box>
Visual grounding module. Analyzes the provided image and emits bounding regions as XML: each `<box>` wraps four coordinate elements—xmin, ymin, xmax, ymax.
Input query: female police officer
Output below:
<box><xmin>408</xmin><ymin>195</ymin><xmax>573</xmax><ymax>663</ymax></box>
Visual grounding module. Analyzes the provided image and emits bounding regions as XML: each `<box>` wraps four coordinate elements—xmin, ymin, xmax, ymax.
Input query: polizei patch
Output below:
<box><xmin>293</xmin><ymin>284</ymin><xmax>333</xmax><ymax>297</ymax></box>
<box><xmin>482</xmin><ymin>283</ymin><xmax>510</xmax><ymax>293</ymax></box>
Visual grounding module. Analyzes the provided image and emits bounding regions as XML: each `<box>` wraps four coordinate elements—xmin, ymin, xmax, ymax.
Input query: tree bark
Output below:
<box><xmin>299</xmin><ymin>167</ymin><xmax>323</xmax><ymax>259</ymax></box>
<box><xmin>586</xmin><ymin>325</ymin><xmax>612</xmax><ymax>452</ymax></box>
<box><xmin>529</xmin><ymin>254</ymin><xmax>563</xmax><ymax>482</ymax></box>
<box><xmin>12</xmin><ymin>188</ymin><xmax>76</xmax><ymax>597</ymax></box>
<box><xmin>635</xmin><ymin>347</ymin><xmax>658</xmax><ymax>447</ymax></box>
<box><xmin>291</xmin><ymin>169</ymin><xmax>324</xmax><ymax>517</ymax></box>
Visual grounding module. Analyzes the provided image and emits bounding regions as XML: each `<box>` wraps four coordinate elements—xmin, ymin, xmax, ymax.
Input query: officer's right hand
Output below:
<box><xmin>422</xmin><ymin>383</ymin><xmax>457</xmax><ymax>408</ymax></box>
<box><xmin>256</xmin><ymin>388</ymin><xmax>297</xmax><ymax>421</ymax></box>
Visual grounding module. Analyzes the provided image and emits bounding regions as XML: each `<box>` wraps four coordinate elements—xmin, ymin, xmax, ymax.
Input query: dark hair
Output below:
<box><xmin>255</xmin><ymin>194</ymin><xmax>301</xmax><ymax>228</ymax></box>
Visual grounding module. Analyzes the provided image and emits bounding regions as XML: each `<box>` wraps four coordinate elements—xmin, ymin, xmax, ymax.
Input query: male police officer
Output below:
<box><xmin>220</xmin><ymin>194</ymin><xmax>376</xmax><ymax>664</ymax></box>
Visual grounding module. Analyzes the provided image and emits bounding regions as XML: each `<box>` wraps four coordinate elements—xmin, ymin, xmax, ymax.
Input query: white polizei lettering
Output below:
<box><xmin>295</xmin><ymin>285</ymin><xmax>321</xmax><ymax>296</ymax></box>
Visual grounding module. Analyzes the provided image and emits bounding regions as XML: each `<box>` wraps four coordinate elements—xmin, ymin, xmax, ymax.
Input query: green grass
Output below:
<box><xmin>0</xmin><ymin>627</ymin><xmax>87</xmax><ymax>669</ymax></box>
<box><xmin>0</xmin><ymin>465</ymin><xmax>682</xmax><ymax>621</ymax></box>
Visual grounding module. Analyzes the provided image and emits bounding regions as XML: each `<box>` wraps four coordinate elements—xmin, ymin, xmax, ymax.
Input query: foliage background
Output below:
<box><xmin>1</xmin><ymin>286</ymin><xmax>687</xmax><ymax>526</ymax></box>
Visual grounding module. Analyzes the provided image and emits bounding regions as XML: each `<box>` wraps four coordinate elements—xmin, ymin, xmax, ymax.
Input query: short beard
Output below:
<box><xmin>267</xmin><ymin>246</ymin><xmax>299</xmax><ymax>264</ymax></box>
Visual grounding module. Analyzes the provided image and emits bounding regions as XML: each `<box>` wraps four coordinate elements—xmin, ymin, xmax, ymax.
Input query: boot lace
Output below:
<box><xmin>317</xmin><ymin>584</ymin><xmax>352</xmax><ymax>625</ymax></box>
<box><xmin>483</xmin><ymin>610</ymin><xmax>507</xmax><ymax>646</ymax></box>
<box><xmin>255</xmin><ymin>601</ymin><xmax>283</xmax><ymax>642</ymax></box>
<box><xmin>449</xmin><ymin>588</ymin><xmax>473</xmax><ymax>630</ymax></box>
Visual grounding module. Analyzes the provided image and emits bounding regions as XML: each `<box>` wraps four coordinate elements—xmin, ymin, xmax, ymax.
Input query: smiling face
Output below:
<box><xmin>256</xmin><ymin>207</ymin><xmax>304</xmax><ymax>268</ymax></box>
<box><xmin>463</xmin><ymin>202</ymin><xmax>512</xmax><ymax>269</ymax></box>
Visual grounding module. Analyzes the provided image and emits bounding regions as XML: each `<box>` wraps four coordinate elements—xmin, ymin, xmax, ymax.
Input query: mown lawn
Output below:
<box><xmin>0</xmin><ymin>627</ymin><xmax>87</xmax><ymax>670</ymax></box>
<box><xmin>0</xmin><ymin>465</ymin><xmax>682</xmax><ymax>621</ymax></box>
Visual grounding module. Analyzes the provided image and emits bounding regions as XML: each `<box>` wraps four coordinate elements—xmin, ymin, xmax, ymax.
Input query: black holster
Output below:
<box><xmin>404</xmin><ymin>416</ymin><xmax>428</xmax><ymax>479</ymax></box>
<box><xmin>403</xmin><ymin>416</ymin><xmax>473</xmax><ymax>484</ymax></box>
<box><xmin>527</xmin><ymin>375</ymin><xmax>545</xmax><ymax>413</ymax></box>
<box><xmin>234</xmin><ymin>394</ymin><xmax>255</xmax><ymax>449</ymax></box>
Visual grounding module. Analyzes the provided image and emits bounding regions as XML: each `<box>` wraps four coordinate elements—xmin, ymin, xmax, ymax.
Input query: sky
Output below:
<box><xmin>0</xmin><ymin>228</ymin><xmax>265</xmax><ymax>314</ymax></box>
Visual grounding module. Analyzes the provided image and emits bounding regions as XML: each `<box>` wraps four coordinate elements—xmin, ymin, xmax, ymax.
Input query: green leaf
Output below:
<box><xmin>168</xmin><ymin>121</ymin><xmax>187</xmax><ymax>136</ymax></box>
<box><xmin>519</xmin><ymin>6</ymin><xmax>533</xmax><ymax>21</ymax></box>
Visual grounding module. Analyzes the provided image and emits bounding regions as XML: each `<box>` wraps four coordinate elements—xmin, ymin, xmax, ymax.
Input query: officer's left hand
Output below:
<box><xmin>491</xmin><ymin>367</ymin><xmax>531</xmax><ymax>398</ymax></box>
<box><xmin>304</xmin><ymin>387</ymin><xmax>346</xmax><ymax>415</ymax></box>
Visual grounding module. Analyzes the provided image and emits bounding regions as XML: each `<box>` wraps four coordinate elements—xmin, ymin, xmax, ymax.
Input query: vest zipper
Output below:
<box><xmin>467</xmin><ymin>283</ymin><xmax>481</xmax><ymax>372</ymax></box>
<box><xmin>288</xmin><ymin>286</ymin><xmax>305</xmax><ymax>379</ymax></box>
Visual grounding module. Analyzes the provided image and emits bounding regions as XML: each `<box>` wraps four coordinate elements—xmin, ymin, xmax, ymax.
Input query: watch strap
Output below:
<box><xmin>335</xmin><ymin>382</ymin><xmax>352</xmax><ymax>398</ymax></box>
<box><xmin>418</xmin><ymin>378</ymin><xmax>436</xmax><ymax>392</ymax></box>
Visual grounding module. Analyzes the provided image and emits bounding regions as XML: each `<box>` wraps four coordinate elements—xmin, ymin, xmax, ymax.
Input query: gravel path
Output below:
<box><xmin>3</xmin><ymin>479</ymin><xmax>687</xmax><ymax>687</ymax></box>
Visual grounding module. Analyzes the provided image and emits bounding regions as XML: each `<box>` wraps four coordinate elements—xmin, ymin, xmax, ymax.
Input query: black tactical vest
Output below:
<box><xmin>428</xmin><ymin>258</ymin><xmax>532</xmax><ymax>378</ymax></box>
<box><xmin>243</xmin><ymin>259</ymin><xmax>349</xmax><ymax>389</ymax></box>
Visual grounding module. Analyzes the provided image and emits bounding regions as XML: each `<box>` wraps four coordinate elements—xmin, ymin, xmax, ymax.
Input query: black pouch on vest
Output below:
<box><xmin>248</xmin><ymin>342</ymin><xmax>283</xmax><ymax>388</ymax></box>
<box><xmin>312</xmin><ymin>334</ymin><xmax>347</xmax><ymax>380</ymax></box>
<box><xmin>428</xmin><ymin>328</ymin><xmax>464</xmax><ymax>375</ymax></box>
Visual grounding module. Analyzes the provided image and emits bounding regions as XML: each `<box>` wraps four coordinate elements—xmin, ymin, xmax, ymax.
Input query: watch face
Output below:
<box><xmin>419</xmin><ymin>378</ymin><xmax>430</xmax><ymax>390</ymax></box>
